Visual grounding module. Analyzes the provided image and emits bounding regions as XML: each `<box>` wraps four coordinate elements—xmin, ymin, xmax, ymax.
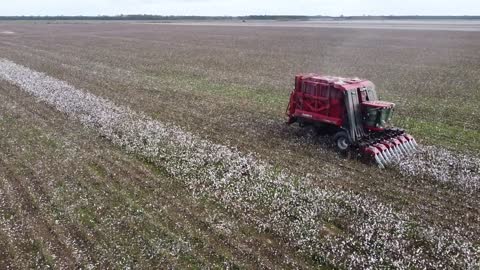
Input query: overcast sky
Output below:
<box><xmin>2</xmin><ymin>0</ymin><xmax>480</xmax><ymax>16</ymax></box>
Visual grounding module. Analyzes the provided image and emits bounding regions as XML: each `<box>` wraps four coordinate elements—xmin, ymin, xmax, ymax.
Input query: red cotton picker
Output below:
<box><xmin>286</xmin><ymin>74</ymin><xmax>418</xmax><ymax>168</ymax></box>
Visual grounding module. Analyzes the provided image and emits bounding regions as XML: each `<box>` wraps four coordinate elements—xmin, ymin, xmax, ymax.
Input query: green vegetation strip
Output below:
<box><xmin>166</xmin><ymin>72</ymin><xmax>480</xmax><ymax>152</ymax></box>
<box><xmin>1</xmin><ymin>58</ymin><xmax>478</xmax><ymax>268</ymax></box>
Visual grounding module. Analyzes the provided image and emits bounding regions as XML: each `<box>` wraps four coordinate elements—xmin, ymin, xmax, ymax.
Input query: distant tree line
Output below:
<box><xmin>0</xmin><ymin>15</ymin><xmax>479</xmax><ymax>21</ymax></box>
<box><xmin>0</xmin><ymin>15</ymin><xmax>314</xmax><ymax>21</ymax></box>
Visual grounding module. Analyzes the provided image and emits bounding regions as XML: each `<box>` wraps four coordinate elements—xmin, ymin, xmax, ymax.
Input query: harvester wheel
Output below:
<box><xmin>334</xmin><ymin>131</ymin><xmax>351</xmax><ymax>153</ymax></box>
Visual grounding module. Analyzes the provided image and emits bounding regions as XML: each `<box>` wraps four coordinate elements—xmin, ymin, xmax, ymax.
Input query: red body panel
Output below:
<box><xmin>362</xmin><ymin>101</ymin><xmax>395</xmax><ymax>108</ymax></box>
<box><xmin>287</xmin><ymin>74</ymin><xmax>374</xmax><ymax>128</ymax></box>
<box><xmin>286</xmin><ymin>74</ymin><xmax>417</xmax><ymax>168</ymax></box>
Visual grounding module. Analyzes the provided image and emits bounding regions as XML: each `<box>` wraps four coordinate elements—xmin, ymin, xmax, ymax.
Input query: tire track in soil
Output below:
<box><xmin>0</xmin><ymin>41</ymin><xmax>478</xmax><ymax>240</ymax></box>
<box><xmin>0</xmin><ymin>58</ymin><xmax>478</xmax><ymax>268</ymax></box>
<box><xmin>0</xmin><ymin>80</ymin><xmax>312</xmax><ymax>268</ymax></box>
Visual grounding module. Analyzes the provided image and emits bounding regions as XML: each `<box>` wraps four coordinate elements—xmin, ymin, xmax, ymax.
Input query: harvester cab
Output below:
<box><xmin>362</xmin><ymin>101</ymin><xmax>395</xmax><ymax>130</ymax></box>
<box><xmin>286</xmin><ymin>74</ymin><xmax>417</xmax><ymax>168</ymax></box>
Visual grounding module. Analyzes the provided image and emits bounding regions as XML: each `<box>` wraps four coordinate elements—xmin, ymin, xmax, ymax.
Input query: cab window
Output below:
<box><xmin>358</xmin><ymin>88</ymin><xmax>368</xmax><ymax>102</ymax></box>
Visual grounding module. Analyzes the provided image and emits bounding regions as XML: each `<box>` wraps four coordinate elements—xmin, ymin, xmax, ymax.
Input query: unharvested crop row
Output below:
<box><xmin>0</xmin><ymin>58</ymin><xmax>478</xmax><ymax>268</ymax></box>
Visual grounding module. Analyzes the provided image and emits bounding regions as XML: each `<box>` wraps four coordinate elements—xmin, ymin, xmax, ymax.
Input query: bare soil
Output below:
<box><xmin>0</xmin><ymin>22</ymin><xmax>478</xmax><ymax>268</ymax></box>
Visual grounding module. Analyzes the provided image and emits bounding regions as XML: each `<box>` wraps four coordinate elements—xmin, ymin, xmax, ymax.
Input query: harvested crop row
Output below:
<box><xmin>0</xmin><ymin>58</ymin><xmax>477</xmax><ymax>268</ymax></box>
<box><xmin>397</xmin><ymin>145</ymin><xmax>480</xmax><ymax>191</ymax></box>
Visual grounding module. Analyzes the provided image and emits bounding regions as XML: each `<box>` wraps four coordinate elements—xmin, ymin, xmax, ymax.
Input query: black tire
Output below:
<box><xmin>297</xmin><ymin>118</ymin><xmax>304</xmax><ymax>128</ymax></box>
<box><xmin>333</xmin><ymin>131</ymin><xmax>351</xmax><ymax>153</ymax></box>
<box><xmin>314</xmin><ymin>123</ymin><xmax>329</xmax><ymax>135</ymax></box>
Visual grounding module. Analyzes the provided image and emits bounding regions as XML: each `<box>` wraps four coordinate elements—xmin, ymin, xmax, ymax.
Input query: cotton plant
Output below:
<box><xmin>396</xmin><ymin>145</ymin><xmax>480</xmax><ymax>191</ymax></box>
<box><xmin>0</xmin><ymin>58</ymin><xmax>478</xmax><ymax>269</ymax></box>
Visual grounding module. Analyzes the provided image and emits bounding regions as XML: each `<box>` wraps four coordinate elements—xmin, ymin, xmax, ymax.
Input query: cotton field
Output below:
<box><xmin>0</xmin><ymin>58</ymin><xmax>478</xmax><ymax>268</ymax></box>
<box><xmin>0</xmin><ymin>22</ymin><xmax>478</xmax><ymax>269</ymax></box>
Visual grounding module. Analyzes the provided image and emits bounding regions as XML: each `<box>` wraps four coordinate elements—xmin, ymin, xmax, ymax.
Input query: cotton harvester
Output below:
<box><xmin>286</xmin><ymin>74</ymin><xmax>417</xmax><ymax>168</ymax></box>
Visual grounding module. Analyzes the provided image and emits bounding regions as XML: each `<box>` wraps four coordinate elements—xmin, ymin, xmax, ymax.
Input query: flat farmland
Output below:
<box><xmin>0</xmin><ymin>22</ymin><xmax>479</xmax><ymax>268</ymax></box>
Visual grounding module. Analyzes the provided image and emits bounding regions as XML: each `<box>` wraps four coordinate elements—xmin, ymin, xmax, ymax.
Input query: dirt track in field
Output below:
<box><xmin>0</xmin><ymin>80</ymin><xmax>313</xmax><ymax>269</ymax></box>
<box><xmin>0</xmin><ymin>22</ymin><xmax>479</xmax><ymax>268</ymax></box>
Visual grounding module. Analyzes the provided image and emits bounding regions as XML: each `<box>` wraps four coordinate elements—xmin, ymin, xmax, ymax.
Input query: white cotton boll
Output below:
<box><xmin>0</xmin><ymin>58</ymin><xmax>478</xmax><ymax>269</ymax></box>
<box><xmin>396</xmin><ymin>145</ymin><xmax>480</xmax><ymax>192</ymax></box>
